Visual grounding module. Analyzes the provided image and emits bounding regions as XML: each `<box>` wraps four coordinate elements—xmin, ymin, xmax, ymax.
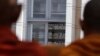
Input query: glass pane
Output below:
<box><xmin>51</xmin><ymin>0</ymin><xmax>66</xmax><ymax>19</ymax></box>
<box><xmin>32</xmin><ymin>23</ymin><xmax>45</xmax><ymax>44</ymax></box>
<box><xmin>48</xmin><ymin>22</ymin><xmax>65</xmax><ymax>45</ymax></box>
<box><xmin>33</xmin><ymin>0</ymin><xmax>46</xmax><ymax>18</ymax></box>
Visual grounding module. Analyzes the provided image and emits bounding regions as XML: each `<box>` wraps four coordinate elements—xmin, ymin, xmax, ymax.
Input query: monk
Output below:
<box><xmin>0</xmin><ymin>0</ymin><xmax>47</xmax><ymax>56</ymax></box>
<box><xmin>60</xmin><ymin>0</ymin><xmax>100</xmax><ymax>56</ymax></box>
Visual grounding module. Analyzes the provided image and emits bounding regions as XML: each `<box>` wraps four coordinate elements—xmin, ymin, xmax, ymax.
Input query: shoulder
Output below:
<box><xmin>59</xmin><ymin>39</ymin><xmax>91</xmax><ymax>56</ymax></box>
<box><xmin>13</xmin><ymin>41</ymin><xmax>47</xmax><ymax>56</ymax></box>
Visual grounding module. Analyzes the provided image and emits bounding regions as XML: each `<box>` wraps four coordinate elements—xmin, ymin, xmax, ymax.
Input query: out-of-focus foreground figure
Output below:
<box><xmin>60</xmin><ymin>0</ymin><xmax>100</xmax><ymax>56</ymax></box>
<box><xmin>0</xmin><ymin>0</ymin><xmax>47</xmax><ymax>56</ymax></box>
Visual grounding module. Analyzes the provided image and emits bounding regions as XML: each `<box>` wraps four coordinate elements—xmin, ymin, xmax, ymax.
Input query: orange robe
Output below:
<box><xmin>0</xmin><ymin>27</ymin><xmax>47</xmax><ymax>56</ymax></box>
<box><xmin>59</xmin><ymin>34</ymin><xmax>100</xmax><ymax>56</ymax></box>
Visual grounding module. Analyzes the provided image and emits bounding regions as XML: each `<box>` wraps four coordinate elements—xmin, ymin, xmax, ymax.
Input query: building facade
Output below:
<box><xmin>14</xmin><ymin>0</ymin><xmax>89</xmax><ymax>45</ymax></box>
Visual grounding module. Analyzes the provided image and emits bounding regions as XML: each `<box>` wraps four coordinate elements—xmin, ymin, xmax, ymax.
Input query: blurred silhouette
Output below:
<box><xmin>60</xmin><ymin>0</ymin><xmax>100</xmax><ymax>56</ymax></box>
<box><xmin>0</xmin><ymin>0</ymin><xmax>47</xmax><ymax>56</ymax></box>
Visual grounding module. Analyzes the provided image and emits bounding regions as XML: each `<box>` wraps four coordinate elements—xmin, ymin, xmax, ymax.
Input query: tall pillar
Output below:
<box><xmin>65</xmin><ymin>0</ymin><xmax>82</xmax><ymax>46</ymax></box>
<box><xmin>65</xmin><ymin>0</ymin><xmax>76</xmax><ymax>45</ymax></box>
<box><xmin>16</xmin><ymin>0</ymin><xmax>27</xmax><ymax>41</ymax></box>
<box><xmin>74</xmin><ymin>0</ymin><xmax>82</xmax><ymax>40</ymax></box>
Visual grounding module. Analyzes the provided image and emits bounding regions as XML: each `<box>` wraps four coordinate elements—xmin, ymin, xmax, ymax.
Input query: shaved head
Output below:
<box><xmin>0</xmin><ymin>0</ymin><xmax>21</xmax><ymax>25</ymax></box>
<box><xmin>82</xmin><ymin>0</ymin><xmax>100</xmax><ymax>34</ymax></box>
<box><xmin>9</xmin><ymin>0</ymin><xmax>17</xmax><ymax>5</ymax></box>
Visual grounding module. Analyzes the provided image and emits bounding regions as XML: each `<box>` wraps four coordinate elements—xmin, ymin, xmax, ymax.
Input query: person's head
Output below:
<box><xmin>0</xmin><ymin>0</ymin><xmax>21</xmax><ymax>26</ymax></box>
<box><xmin>81</xmin><ymin>0</ymin><xmax>100</xmax><ymax>35</ymax></box>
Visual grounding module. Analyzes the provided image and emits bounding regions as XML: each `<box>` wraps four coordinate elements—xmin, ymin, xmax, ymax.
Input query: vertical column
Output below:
<box><xmin>46</xmin><ymin>0</ymin><xmax>51</xmax><ymax>19</ymax></box>
<box><xmin>26</xmin><ymin>0</ymin><xmax>33</xmax><ymax>19</ymax></box>
<box><xmin>65</xmin><ymin>0</ymin><xmax>75</xmax><ymax>46</ymax></box>
<box><xmin>16</xmin><ymin>0</ymin><xmax>29</xmax><ymax>41</ymax></box>
<box><xmin>74</xmin><ymin>0</ymin><xmax>82</xmax><ymax>40</ymax></box>
<box><xmin>31</xmin><ymin>0</ymin><xmax>34</xmax><ymax>18</ymax></box>
<box><xmin>16</xmin><ymin>0</ymin><xmax>24</xmax><ymax>41</ymax></box>
<box><xmin>22</xmin><ymin>0</ymin><xmax>28</xmax><ymax>41</ymax></box>
<box><xmin>45</xmin><ymin>23</ymin><xmax>48</xmax><ymax>45</ymax></box>
<box><xmin>23</xmin><ymin>0</ymin><xmax>33</xmax><ymax>41</ymax></box>
<box><xmin>26</xmin><ymin>23</ymin><xmax>33</xmax><ymax>41</ymax></box>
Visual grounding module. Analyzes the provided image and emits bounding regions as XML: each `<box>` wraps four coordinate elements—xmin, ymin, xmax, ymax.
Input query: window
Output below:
<box><xmin>32</xmin><ymin>23</ymin><xmax>45</xmax><ymax>44</ymax></box>
<box><xmin>51</xmin><ymin>0</ymin><xmax>66</xmax><ymax>19</ymax></box>
<box><xmin>33</xmin><ymin>0</ymin><xmax>46</xmax><ymax>18</ymax></box>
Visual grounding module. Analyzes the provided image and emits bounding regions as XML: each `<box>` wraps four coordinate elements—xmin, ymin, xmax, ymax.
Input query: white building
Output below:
<box><xmin>14</xmin><ymin>0</ymin><xmax>89</xmax><ymax>45</ymax></box>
